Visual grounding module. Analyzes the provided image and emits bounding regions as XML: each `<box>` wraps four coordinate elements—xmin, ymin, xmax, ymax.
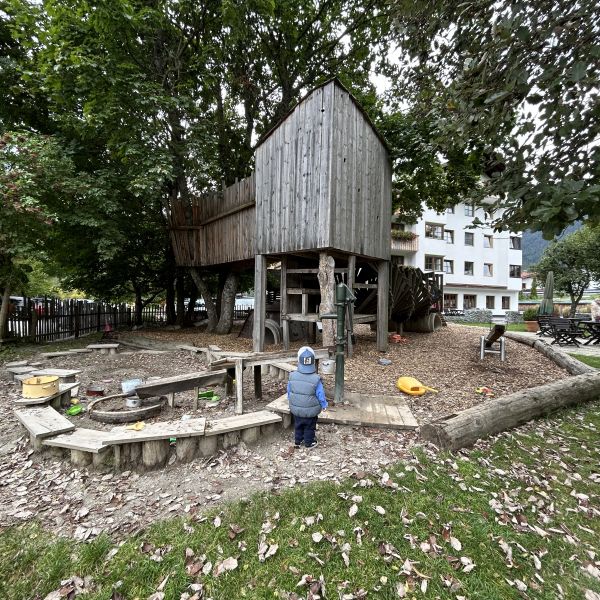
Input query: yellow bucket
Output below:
<box><xmin>22</xmin><ymin>375</ymin><xmax>59</xmax><ymax>398</ymax></box>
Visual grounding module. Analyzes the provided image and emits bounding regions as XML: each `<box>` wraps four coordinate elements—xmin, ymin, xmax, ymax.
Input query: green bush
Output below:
<box><xmin>522</xmin><ymin>307</ymin><xmax>539</xmax><ymax>321</ymax></box>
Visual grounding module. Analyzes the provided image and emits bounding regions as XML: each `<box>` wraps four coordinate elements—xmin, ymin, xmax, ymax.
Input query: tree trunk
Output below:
<box><xmin>420</xmin><ymin>372</ymin><xmax>600</xmax><ymax>451</ymax></box>
<box><xmin>176</xmin><ymin>272</ymin><xmax>185</xmax><ymax>326</ymax></box>
<box><xmin>165</xmin><ymin>273</ymin><xmax>176</xmax><ymax>325</ymax></box>
<box><xmin>186</xmin><ymin>286</ymin><xmax>198</xmax><ymax>326</ymax></box>
<box><xmin>318</xmin><ymin>253</ymin><xmax>335</xmax><ymax>347</ymax></box>
<box><xmin>134</xmin><ymin>288</ymin><xmax>143</xmax><ymax>326</ymax></box>
<box><xmin>190</xmin><ymin>268</ymin><xmax>218</xmax><ymax>332</ymax></box>
<box><xmin>0</xmin><ymin>285</ymin><xmax>11</xmax><ymax>340</ymax></box>
<box><xmin>215</xmin><ymin>272</ymin><xmax>238</xmax><ymax>335</ymax></box>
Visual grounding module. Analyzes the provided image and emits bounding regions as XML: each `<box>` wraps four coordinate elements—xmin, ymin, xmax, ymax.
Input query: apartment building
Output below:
<box><xmin>391</xmin><ymin>203</ymin><xmax>522</xmax><ymax>314</ymax></box>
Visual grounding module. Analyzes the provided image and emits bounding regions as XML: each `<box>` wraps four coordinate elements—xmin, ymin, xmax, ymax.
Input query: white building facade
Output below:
<box><xmin>391</xmin><ymin>203</ymin><xmax>522</xmax><ymax>315</ymax></box>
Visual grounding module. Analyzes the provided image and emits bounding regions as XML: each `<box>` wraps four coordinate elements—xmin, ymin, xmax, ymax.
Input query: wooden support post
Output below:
<box><xmin>347</xmin><ymin>255</ymin><xmax>356</xmax><ymax>358</ymax></box>
<box><xmin>253</xmin><ymin>365</ymin><xmax>262</xmax><ymax>400</ymax></box>
<box><xmin>241</xmin><ymin>426</ymin><xmax>260</xmax><ymax>444</ymax></box>
<box><xmin>235</xmin><ymin>359</ymin><xmax>244</xmax><ymax>415</ymax></box>
<box><xmin>198</xmin><ymin>436</ymin><xmax>218</xmax><ymax>456</ymax></box>
<box><xmin>71</xmin><ymin>450</ymin><xmax>92</xmax><ymax>468</ymax></box>
<box><xmin>167</xmin><ymin>392</ymin><xmax>175</xmax><ymax>408</ymax></box>
<box><xmin>221</xmin><ymin>431</ymin><xmax>240</xmax><ymax>449</ymax></box>
<box><xmin>282</xmin><ymin>414</ymin><xmax>292</xmax><ymax>429</ymax></box>
<box><xmin>318</xmin><ymin>253</ymin><xmax>336</xmax><ymax>348</ymax></box>
<box><xmin>281</xmin><ymin>257</ymin><xmax>290</xmax><ymax>350</ymax></box>
<box><xmin>193</xmin><ymin>387</ymin><xmax>199</xmax><ymax>410</ymax></box>
<box><xmin>377</xmin><ymin>260</ymin><xmax>389</xmax><ymax>352</ymax></box>
<box><xmin>142</xmin><ymin>440</ymin><xmax>170</xmax><ymax>469</ymax></box>
<box><xmin>176</xmin><ymin>438</ymin><xmax>198</xmax><ymax>462</ymax></box>
<box><xmin>253</xmin><ymin>254</ymin><xmax>267</xmax><ymax>352</ymax></box>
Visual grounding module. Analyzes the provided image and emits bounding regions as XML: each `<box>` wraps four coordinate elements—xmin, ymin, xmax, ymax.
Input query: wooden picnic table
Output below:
<box><xmin>210</xmin><ymin>349</ymin><xmax>330</xmax><ymax>414</ymax></box>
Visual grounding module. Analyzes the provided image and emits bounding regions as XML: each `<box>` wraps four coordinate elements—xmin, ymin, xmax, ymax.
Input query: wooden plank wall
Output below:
<box><xmin>328</xmin><ymin>85</ymin><xmax>391</xmax><ymax>260</ymax></box>
<box><xmin>256</xmin><ymin>84</ymin><xmax>333</xmax><ymax>255</ymax></box>
<box><xmin>255</xmin><ymin>80</ymin><xmax>391</xmax><ymax>260</ymax></box>
<box><xmin>169</xmin><ymin>173</ymin><xmax>256</xmax><ymax>267</ymax></box>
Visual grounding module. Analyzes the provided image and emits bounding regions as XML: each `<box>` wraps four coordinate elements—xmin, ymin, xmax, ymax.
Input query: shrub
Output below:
<box><xmin>522</xmin><ymin>307</ymin><xmax>539</xmax><ymax>321</ymax></box>
<box><xmin>505</xmin><ymin>311</ymin><xmax>523</xmax><ymax>323</ymax></box>
<box><xmin>390</xmin><ymin>229</ymin><xmax>417</xmax><ymax>241</ymax></box>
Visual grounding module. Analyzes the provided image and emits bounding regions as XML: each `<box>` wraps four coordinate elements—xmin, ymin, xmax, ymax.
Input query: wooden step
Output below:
<box><xmin>135</xmin><ymin>370</ymin><xmax>228</xmax><ymax>398</ymax></box>
<box><xmin>43</xmin><ymin>428</ymin><xmax>118</xmax><ymax>453</ymax></box>
<box><xmin>205</xmin><ymin>411</ymin><xmax>282</xmax><ymax>436</ymax></box>
<box><xmin>105</xmin><ymin>418</ymin><xmax>207</xmax><ymax>445</ymax></box>
<box><xmin>14</xmin><ymin>406</ymin><xmax>75</xmax><ymax>442</ymax></box>
<box><xmin>13</xmin><ymin>382</ymin><xmax>80</xmax><ymax>406</ymax></box>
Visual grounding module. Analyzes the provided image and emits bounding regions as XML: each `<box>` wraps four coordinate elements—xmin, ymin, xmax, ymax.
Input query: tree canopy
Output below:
<box><xmin>536</xmin><ymin>226</ymin><xmax>600</xmax><ymax>315</ymax></box>
<box><xmin>391</xmin><ymin>0</ymin><xmax>600</xmax><ymax>236</ymax></box>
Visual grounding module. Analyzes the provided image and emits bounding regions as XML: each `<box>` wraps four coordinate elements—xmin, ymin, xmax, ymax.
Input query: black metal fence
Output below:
<box><xmin>3</xmin><ymin>297</ymin><xmax>253</xmax><ymax>343</ymax></box>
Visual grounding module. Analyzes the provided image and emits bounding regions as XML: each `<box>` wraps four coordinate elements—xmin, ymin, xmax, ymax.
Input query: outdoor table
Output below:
<box><xmin>582</xmin><ymin>321</ymin><xmax>600</xmax><ymax>345</ymax></box>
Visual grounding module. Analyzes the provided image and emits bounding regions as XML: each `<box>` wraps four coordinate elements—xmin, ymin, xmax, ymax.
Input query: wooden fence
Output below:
<box><xmin>3</xmin><ymin>297</ymin><xmax>253</xmax><ymax>343</ymax></box>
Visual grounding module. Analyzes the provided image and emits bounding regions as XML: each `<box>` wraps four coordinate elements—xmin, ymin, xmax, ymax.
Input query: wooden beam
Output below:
<box><xmin>281</xmin><ymin>256</ymin><xmax>289</xmax><ymax>350</ymax></box>
<box><xmin>235</xmin><ymin>359</ymin><xmax>244</xmax><ymax>414</ymax></box>
<box><xmin>377</xmin><ymin>260</ymin><xmax>389</xmax><ymax>352</ymax></box>
<box><xmin>253</xmin><ymin>254</ymin><xmax>267</xmax><ymax>352</ymax></box>
<box><xmin>287</xmin><ymin>268</ymin><xmax>348</xmax><ymax>274</ymax></box>
<box><xmin>287</xmin><ymin>288</ymin><xmax>321</xmax><ymax>294</ymax></box>
<box><xmin>135</xmin><ymin>370</ymin><xmax>228</xmax><ymax>398</ymax></box>
<box><xmin>200</xmin><ymin>200</ymin><xmax>256</xmax><ymax>226</ymax></box>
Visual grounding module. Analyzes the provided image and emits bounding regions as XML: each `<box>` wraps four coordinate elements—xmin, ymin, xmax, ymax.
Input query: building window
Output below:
<box><xmin>465</xmin><ymin>204</ymin><xmax>474</xmax><ymax>217</ymax></box>
<box><xmin>464</xmin><ymin>232</ymin><xmax>474</xmax><ymax>246</ymax></box>
<box><xmin>484</xmin><ymin>235</ymin><xmax>493</xmax><ymax>248</ymax></box>
<box><xmin>463</xmin><ymin>294</ymin><xmax>477</xmax><ymax>309</ymax></box>
<box><xmin>464</xmin><ymin>261</ymin><xmax>474</xmax><ymax>276</ymax></box>
<box><xmin>446</xmin><ymin>206</ymin><xmax>455</xmax><ymax>214</ymax></box>
<box><xmin>444</xmin><ymin>229</ymin><xmax>454</xmax><ymax>244</ymax></box>
<box><xmin>444</xmin><ymin>293</ymin><xmax>458</xmax><ymax>309</ymax></box>
<box><xmin>486</xmin><ymin>296</ymin><xmax>495</xmax><ymax>309</ymax></box>
<box><xmin>391</xmin><ymin>222</ymin><xmax>405</xmax><ymax>232</ymax></box>
<box><xmin>443</xmin><ymin>259</ymin><xmax>454</xmax><ymax>274</ymax></box>
<box><xmin>502</xmin><ymin>296</ymin><xmax>510</xmax><ymax>309</ymax></box>
<box><xmin>425</xmin><ymin>223</ymin><xmax>444</xmax><ymax>240</ymax></box>
<box><xmin>483</xmin><ymin>263</ymin><xmax>493</xmax><ymax>277</ymax></box>
<box><xmin>425</xmin><ymin>255</ymin><xmax>443</xmax><ymax>271</ymax></box>
<box><xmin>510</xmin><ymin>236</ymin><xmax>521</xmax><ymax>250</ymax></box>
<box><xmin>509</xmin><ymin>265</ymin><xmax>522</xmax><ymax>278</ymax></box>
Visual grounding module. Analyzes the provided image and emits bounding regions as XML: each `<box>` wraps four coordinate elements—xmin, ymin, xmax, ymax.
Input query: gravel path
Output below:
<box><xmin>0</xmin><ymin>323</ymin><xmax>569</xmax><ymax>540</ymax></box>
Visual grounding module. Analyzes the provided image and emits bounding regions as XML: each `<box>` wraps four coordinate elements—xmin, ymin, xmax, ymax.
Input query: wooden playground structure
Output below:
<box><xmin>168</xmin><ymin>79</ymin><xmax>393</xmax><ymax>353</ymax></box>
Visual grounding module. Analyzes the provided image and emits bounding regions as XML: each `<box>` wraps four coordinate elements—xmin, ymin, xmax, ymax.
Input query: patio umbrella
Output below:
<box><xmin>539</xmin><ymin>271</ymin><xmax>554</xmax><ymax>315</ymax></box>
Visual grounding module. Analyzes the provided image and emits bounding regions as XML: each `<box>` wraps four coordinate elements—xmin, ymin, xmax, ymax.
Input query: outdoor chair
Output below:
<box><xmin>536</xmin><ymin>315</ymin><xmax>553</xmax><ymax>337</ymax></box>
<box><xmin>549</xmin><ymin>319</ymin><xmax>581</xmax><ymax>346</ymax></box>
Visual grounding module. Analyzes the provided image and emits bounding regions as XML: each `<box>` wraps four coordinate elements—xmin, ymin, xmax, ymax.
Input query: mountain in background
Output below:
<box><xmin>522</xmin><ymin>223</ymin><xmax>582</xmax><ymax>268</ymax></box>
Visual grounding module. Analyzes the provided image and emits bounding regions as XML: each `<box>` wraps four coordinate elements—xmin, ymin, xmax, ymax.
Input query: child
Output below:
<box><xmin>287</xmin><ymin>346</ymin><xmax>328</xmax><ymax>449</ymax></box>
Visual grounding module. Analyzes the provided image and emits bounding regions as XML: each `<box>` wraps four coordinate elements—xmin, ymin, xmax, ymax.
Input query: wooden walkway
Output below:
<box><xmin>267</xmin><ymin>392</ymin><xmax>418</xmax><ymax>430</ymax></box>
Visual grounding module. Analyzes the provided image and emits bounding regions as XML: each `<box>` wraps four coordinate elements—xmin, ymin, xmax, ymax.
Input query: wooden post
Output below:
<box><xmin>377</xmin><ymin>260</ymin><xmax>389</xmax><ymax>352</ymax></box>
<box><xmin>281</xmin><ymin>257</ymin><xmax>289</xmax><ymax>349</ymax></box>
<box><xmin>74</xmin><ymin>301</ymin><xmax>80</xmax><ymax>339</ymax></box>
<box><xmin>347</xmin><ymin>255</ymin><xmax>356</xmax><ymax>358</ymax></box>
<box><xmin>253</xmin><ymin>254</ymin><xmax>267</xmax><ymax>352</ymax></box>
<box><xmin>318</xmin><ymin>253</ymin><xmax>336</xmax><ymax>348</ymax></box>
<box><xmin>235</xmin><ymin>358</ymin><xmax>244</xmax><ymax>414</ymax></box>
<box><xmin>29</xmin><ymin>306</ymin><xmax>38</xmax><ymax>343</ymax></box>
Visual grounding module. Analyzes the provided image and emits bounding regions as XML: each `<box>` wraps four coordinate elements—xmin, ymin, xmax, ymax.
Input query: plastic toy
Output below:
<box><xmin>396</xmin><ymin>376</ymin><xmax>438</xmax><ymax>396</ymax></box>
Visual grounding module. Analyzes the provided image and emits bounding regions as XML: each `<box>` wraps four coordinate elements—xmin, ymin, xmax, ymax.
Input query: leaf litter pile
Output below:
<box><xmin>1</xmin><ymin>400</ymin><xmax>598</xmax><ymax>600</ymax></box>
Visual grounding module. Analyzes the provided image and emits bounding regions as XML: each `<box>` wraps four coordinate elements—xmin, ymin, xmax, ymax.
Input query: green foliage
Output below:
<box><xmin>529</xmin><ymin>277</ymin><xmax>538</xmax><ymax>299</ymax></box>
<box><xmin>536</xmin><ymin>226</ymin><xmax>600</xmax><ymax>314</ymax></box>
<box><xmin>390</xmin><ymin>0</ymin><xmax>600</xmax><ymax>236</ymax></box>
<box><xmin>522</xmin><ymin>307</ymin><xmax>539</xmax><ymax>321</ymax></box>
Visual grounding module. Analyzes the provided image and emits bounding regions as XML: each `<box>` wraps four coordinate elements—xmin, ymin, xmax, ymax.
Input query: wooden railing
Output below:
<box><xmin>391</xmin><ymin>234</ymin><xmax>419</xmax><ymax>253</ymax></box>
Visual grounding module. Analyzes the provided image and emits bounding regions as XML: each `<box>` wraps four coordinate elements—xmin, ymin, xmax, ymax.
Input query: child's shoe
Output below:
<box><xmin>306</xmin><ymin>440</ymin><xmax>318</xmax><ymax>449</ymax></box>
<box><xmin>294</xmin><ymin>442</ymin><xmax>302</xmax><ymax>449</ymax></box>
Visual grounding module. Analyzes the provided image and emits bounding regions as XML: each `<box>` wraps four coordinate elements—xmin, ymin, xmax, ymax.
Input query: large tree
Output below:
<box><xmin>390</xmin><ymin>0</ymin><xmax>600</xmax><ymax>236</ymax></box>
<box><xmin>536</xmin><ymin>226</ymin><xmax>600</xmax><ymax>316</ymax></box>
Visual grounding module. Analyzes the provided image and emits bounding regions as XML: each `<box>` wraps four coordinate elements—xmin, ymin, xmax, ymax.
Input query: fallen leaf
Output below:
<box><xmin>213</xmin><ymin>556</ymin><xmax>238</xmax><ymax>577</ymax></box>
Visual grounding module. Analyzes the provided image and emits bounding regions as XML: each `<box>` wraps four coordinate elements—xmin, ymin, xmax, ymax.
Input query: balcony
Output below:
<box><xmin>391</xmin><ymin>233</ymin><xmax>419</xmax><ymax>254</ymax></box>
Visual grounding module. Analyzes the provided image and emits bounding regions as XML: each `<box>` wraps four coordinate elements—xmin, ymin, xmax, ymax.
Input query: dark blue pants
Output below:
<box><xmin>294</xmin><ymin>415</ymin><xmax>317</xmax><ymax>445</ymax></box>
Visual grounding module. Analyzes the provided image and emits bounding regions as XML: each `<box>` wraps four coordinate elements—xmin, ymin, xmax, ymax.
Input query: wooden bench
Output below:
<box><xmin>13</xmin><ymin>382</ymin><xmax>80</xmax><ymax>409</ymax></box>
<box><xmin>6</xmin><ymin>366</ymin><xmax>35</xmax><ymax>381</ymax></box>
<box><xmin>14</xmin><ymin>406</ymin><xmax>75</xmax><ymax>450</ymax></box>
<box><xmin>135</xmin><ymin>369</ymin><xmax>229</xmax><ymax>408</ymax></box>
<box><xmin>15</xmin><ymin>369</ymin><xmax>81</xmax><ymax>384</ymax></box>
<box><xmin>87</xmin><ymin>343</ymin><xmax>120</xmax><ymax>355</ymax></box>
<box><xmin>42</xmin><ymin>428</ymin><xmax>121</xmax><ymax>467</ymax></box>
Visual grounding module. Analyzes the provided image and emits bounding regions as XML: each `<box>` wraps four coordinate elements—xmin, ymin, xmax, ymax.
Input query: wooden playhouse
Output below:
<box><xmin>169</xmin><ymin>79</ymin><xmax>393</xmax><ymax>351</ymax></box>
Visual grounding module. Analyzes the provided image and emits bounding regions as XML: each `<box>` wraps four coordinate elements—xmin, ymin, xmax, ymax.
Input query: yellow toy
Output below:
<box><xmin>396</xmin><ymin>376</ymin><xmax>438</xmax><ymax>396</ymax></box>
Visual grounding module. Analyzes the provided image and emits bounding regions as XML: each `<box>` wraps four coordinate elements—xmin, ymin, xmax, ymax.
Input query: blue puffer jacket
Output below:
<box><xmin>288</xmin><ymin>371</ymin><xmax>321</xmax><ymax>418</ymax></box>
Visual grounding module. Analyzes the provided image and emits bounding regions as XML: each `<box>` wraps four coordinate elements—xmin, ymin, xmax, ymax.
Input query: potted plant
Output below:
<box><xmin>522</xmin><ymin>307</ymin><xmax>539</xmax><ymax>332</ymax></box>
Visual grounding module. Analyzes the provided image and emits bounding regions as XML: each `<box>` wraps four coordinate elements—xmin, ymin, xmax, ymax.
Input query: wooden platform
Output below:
<box><xmin>43</xmin><ymin>428</ymin><xmax>117</xmax><ymax>453</ymax></box>
<box><xmin>14</xmin><ymin>406</ymin><xmax>75</xmax><ymax>449</ymax></box>
<box><xmin>205</xmin><ymin>411</ymin><xmax>282</xmax><ymax>436</ymax></box>
<box><xmin>267</xmin><ymin>392</ymin><xmax>418</xmax><ymax>430</ymax></box>
<box><xmin>13</xmin><ymin>382</ymin><xmax>80</xmax><ymax>408</ymax></box>
<box><xmin>105</xmin><ymin>418</ymin><xmax>207</xmax><ymax>444</ymax></box>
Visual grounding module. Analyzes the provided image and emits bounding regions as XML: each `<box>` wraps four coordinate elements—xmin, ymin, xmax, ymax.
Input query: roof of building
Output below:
<box><xmin>254</xmin><ymin>78</ymin><xmax>391</xmax><ymax>154</ymax></box>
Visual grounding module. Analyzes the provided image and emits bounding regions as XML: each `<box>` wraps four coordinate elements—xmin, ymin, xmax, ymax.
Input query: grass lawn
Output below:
<box><xmin>452</xmin><ymin>321</ymin><xmax>528</xmax><ymax>332</ymax></box>
<box><xmin>1</xmin><ymin>404</ymin><xmax>599</xmax><ymax>599</ymax></box>
<box><xmin>0</xmin><ymin>332</ymin><xmax>103</xmax><ymax>362</ymax></box>
<box><xmin>570</xmin><ymin>354</ymin><xmax>600</xmax><ymax>369</ymax></box>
